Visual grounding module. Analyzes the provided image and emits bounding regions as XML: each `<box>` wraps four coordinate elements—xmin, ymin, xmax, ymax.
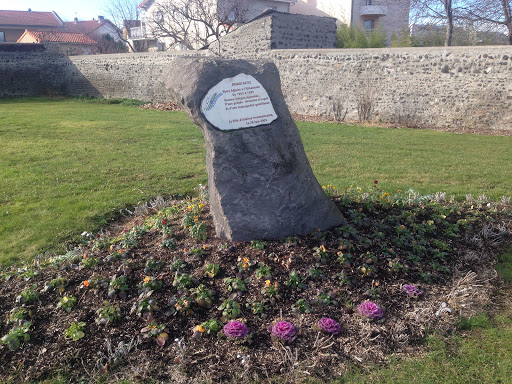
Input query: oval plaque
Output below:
<box><xmin>201</xmin><ymin>73</ymin><xmax>278</xmax><ymax>130</ymax></box>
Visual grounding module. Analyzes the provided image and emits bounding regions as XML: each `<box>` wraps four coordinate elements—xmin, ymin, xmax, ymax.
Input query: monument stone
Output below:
<box><xmin>164</xmin><ymin>58</ymin><xmax>344</xmax><ymax>241</ymax></box>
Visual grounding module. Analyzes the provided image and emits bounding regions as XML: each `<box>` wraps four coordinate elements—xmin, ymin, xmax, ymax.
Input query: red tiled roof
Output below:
<box><xmin>0</xmin><ymin>10</ymin><xmax>63</xmax><ymax>27</ymax></box>
<box><xmin>18</xmin><ymin>30</ymin><xmax>97</xmax><ymax>44</ymax></box>
<box><xmin>64</xmin><ymin>20</ymin><xmax>109</xmax><ymax>35</ymax></box>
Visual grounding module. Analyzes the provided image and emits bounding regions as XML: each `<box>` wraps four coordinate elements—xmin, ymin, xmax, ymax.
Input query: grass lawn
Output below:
<box><xmin>0</xmin><ymin>97</ymin><xmax>511</xmax><ymax>265</ymax></box>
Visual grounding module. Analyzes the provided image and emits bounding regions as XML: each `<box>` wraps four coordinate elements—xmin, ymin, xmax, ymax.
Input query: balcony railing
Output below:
<box><xmin>360</xmin><ymin>3</ymin><xmax>387</xmax><ymax>16</ymax></box>
<box><xmin>129</xmin><ymin>26</ymin><xmax>146</xmax><ymax>40</ymax></box>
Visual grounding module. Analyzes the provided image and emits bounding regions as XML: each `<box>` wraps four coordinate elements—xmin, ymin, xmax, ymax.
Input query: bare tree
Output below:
<box><xmin>459</xmin><ymin>0</ymin><xmax>512</xmax><ymax>44</ymax></box>
<box><xmin>144</xmin><ymin>0</ymin><xmax>249</xmax><ymax>50</ymax></box>
<box><xmin>104</xmin><ymin>0</ymin><xmax>140</xmax><ymax>52</ymax></box>
<box><xmin>410</xmin><ymin>0</ymin><xmax>460</xmax><ymax>46</ymax></box>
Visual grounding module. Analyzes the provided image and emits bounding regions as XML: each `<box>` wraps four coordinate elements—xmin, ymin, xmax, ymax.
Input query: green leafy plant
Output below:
<box><xmin>313</xmin><ymin>245</ymin><xmax>329</xmax><ymax>264</ymax></box>
<box><xmin>199</xmin><ymin>319</ymin><xmax>223</xmax><ymax>335</ymax></box>
<box><xmin>170</xmin><ymin>256</ymin><xmax>187</xmax><ymax>272</ymax></box>
<box><xmin>80</xmin><ymin>254</ymin><xmax>99</xmax><ymax>269</ymax></box>
<box><xmin>131</xmin><ymin>292</ymin><xmax>159</xmax><ymax>316</ymax></box>
<box><xmin>192</xmin><ymin>284</ymin><xmax>215</xmax><ymax>308</ymax></box>
<box><xmin>262</xmin><ymin>280</ymin><xmax>279</xmax><ymax>299</ymax></box>
<box><xmin>173</xmin><ymin>273</ymin><xmax>195</xmax><ymax>290</ymax></box>
<box><xmin>8</xmin><ymin>307</ymin><xmax>31</xmax><ymax>325</ymax></box>
<box><xmin>144</xmin><ymin>257</ymin><xmax>164</xmax><ymax>273</ymax></box>
<box><xmin>254</xmin><ymin>262</ymin><xmax>271</xmax><ymax>279</ymax></box>
<box><xmin>109</xmin><ymin>274</ymin><xmax>129</xmax><ymax>299</ymax></box>
<box><xmin>65</xmin><ymin>321</ymin><xmax>86</xmax><ymax>341</ymax></box>
<box><xmin>188</xmin><ymin>246</ymin><xmax>206</xmax><ymax>257</ymax></box>
<box><xmin>56</xmin><ymin>295</ymin><xmax>77</xmax><ymax>313</ymax></box>
<box><xmin>250</xmin><ymin>240</ymin><xmax>266</xmax><ymax>250</ymax></box>
<box><xmin>172</xmin><ymin>296</ymin><xmax>194</xmax><ymax>315</ymax></box>
<box><xmin>1</xmin><ymin>321</ymin><xmax>31</xmax><ymax>350</ymax></box>
<box><xmin>204</xmin><ymin>263</ymin><xmax>220</xmax><ymax>278</ymax></box>
<box><xmin>307</xmin><ymin>267</ymin><xmax>325</xmax><ymax>280</ymax></box>
<box><xmin>15</xmin><ymin>285</ymin><xmax>39</xmax><ymax>304</ymax></box>
<box><xmin>159</xmin><ymin>233</ymin><xmax>177</xmax><ymax>249</ymax></box>
<box><xmin>95</xmin><ymin>301</ymin><xmax>121</xmax><ymax>325</ymax></box>
<box><xmin>189</xmin><ymin>222</ymin><xmax>207</xmax><ymax>241</ymax></box>
<box><xmin>224</xmin><ymin>277</ymin><xmax>247</xmax><ymax>292</ymax></box>
<box><xmin>138</xmin><ymin>276</ymin><xmax>163</xmax><ymax>291</ymax></box>
<box><xmin>248</xmin><ymin>301</ymin><xmax>268</xmax><ymax>317</ymax></box>
<box><xmin>218</xmin><ymin>299</ymin><xmax>241</xmax><ymax>322</ymax></box>
<box><xmin>42</xmin><ymin>276</ymin><xmax>69</xmax><ymax>293</ymax></box>
<box><xmin>141</xmin><ymin>317</ymin><xmax>169</xmax><ymax>346</ymax></box>
<box><xmin>291</xmin><ymin>298</ymin><xmax>313</xmax><ymax>314</ymax></box>
<box><xmin>285</xmin><ymin>271</ymin><xmax>306</xmax><ymax>290</ymax></box>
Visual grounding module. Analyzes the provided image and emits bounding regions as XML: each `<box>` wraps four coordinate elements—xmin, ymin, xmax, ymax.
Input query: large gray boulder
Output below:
<box><xmin>164</xmin><ymin>57</ymin><xmax>343</xmax><ymax>241</ymax></box>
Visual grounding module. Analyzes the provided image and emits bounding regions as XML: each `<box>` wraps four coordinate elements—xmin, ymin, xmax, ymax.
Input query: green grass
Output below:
<box><xmin>298</xmin><ymin>121</ymin><xmax>512</xmax><ymax>199</ymax></box>
<box><xmin>1</xmin><ymin>97</ymin><xmax>511</xmax><ymax>265</ymax></box>
<box><xmin>0</xmin><ymin>97</ymin><xmax>206</xmax><ymax>264</ymax></box>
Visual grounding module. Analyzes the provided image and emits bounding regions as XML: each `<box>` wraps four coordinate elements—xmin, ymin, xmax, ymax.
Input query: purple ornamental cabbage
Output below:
<box><xmin>271</xmin><ymin>321</ymin><xmax>298</xmax><ymax>341</ymax></box>
<box><xmin>317</xmin><ymin>318</ymin><xmax>341</xmax><ymax>335</ymax></box>
<box><xmin>357</xmin><ymin>301</ymin><xmax>384</xmax><ymax>320</ymax></box>
<box><xmin>402</xmin><ymin>284</ymin><xmax>422</xmax><ymax>297</ymax></box>
<box><xmin>222</xmin><ymin>320</ymin><xmax>249</xmax><ymax>338</ymax></box>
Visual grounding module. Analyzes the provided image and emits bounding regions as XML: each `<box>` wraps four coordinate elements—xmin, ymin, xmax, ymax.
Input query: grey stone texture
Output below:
<box><xmin>163</xmin><ymin>57</ymin><xmax>344</xmax><ymax>241</ymax></box>
<box><xmin>208</xmin><ymin>11</ymin><xmax>337</xmax><ymax>58</ymax></box>
<box><xmin>263</xmin><ymin>47</ymin><xmax>512</xmax><ymax>130</ymax></box>
<box><xmin>1</xmin><ymin>43</ymin><xmax>511</xmax><ymax>131</ymax></box>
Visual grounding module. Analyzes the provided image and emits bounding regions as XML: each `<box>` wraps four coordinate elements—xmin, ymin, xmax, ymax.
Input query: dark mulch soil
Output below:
<box><xmin>0</xmin><ymin>194</ymin><xmax>511</xmax><ymax>383</ymax></box>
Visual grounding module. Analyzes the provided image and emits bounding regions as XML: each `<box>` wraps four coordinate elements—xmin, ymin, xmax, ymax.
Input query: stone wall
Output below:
<box><xmin>262</xmin><ymin>46</ymin><xmax>512</xmax><ymax>130</ymax></box>
<box><xmin>209</xmin><ymin>11</ymin><xmax>337</xmax><ymax>57</ymax></box>
<box><xmin>1</xmin><ymin>45</ymin><xmax>511</xmax><ymax>131</ymax></box>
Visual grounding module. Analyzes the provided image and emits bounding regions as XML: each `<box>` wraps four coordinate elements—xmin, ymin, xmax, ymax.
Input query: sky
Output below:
<box><xmin>0</xmin><ymin>0</ymin><xmax>111</xmax><ymax>22</ymax></box>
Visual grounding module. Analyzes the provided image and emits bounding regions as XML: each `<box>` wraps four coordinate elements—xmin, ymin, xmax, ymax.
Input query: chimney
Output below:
<box><xmin>98</xmin><ymin>15</ymin><xmax>104</xmax><ymax>23</ymax></box>
<box><xmin>74</xmin><ymin>17</ymin><xmax>78</xmax><ymax>23</ymax></box>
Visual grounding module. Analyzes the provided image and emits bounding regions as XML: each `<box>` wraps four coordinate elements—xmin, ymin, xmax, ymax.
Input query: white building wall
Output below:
<box><xmin>291</xmin><ymin>0</ymin><xmax>352</xmax><ymax>24</ymax></box>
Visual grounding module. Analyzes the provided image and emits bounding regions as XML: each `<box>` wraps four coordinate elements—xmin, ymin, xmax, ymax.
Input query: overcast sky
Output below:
<box><xmin>0</xmin><ymin>0</ymin><xmax>111</xmax><ymax>22</ymax></box>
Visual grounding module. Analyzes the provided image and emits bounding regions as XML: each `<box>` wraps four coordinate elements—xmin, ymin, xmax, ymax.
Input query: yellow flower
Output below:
<box><xmin>195</xmin><ymin>325</ymin><xmax>205</xmax><ymax>333</ymax></box>
<box><xmin>110</xmin><ymin>245</ymin><xmax>114</xmax><ymax>251</ymax></box>
<box><xmin>265</xmin><ymin>280</ymin><xmax>271</xmax><ymax>287</ymax></box>
<box><xmin>83</xmin><ymin>280</ymin><xmax>89</xmax><ymax>287</ymax></box>
<box><xmin>144</xmin><ymin>276</ymin><xmax>150</xmax><ymax>284</ymax></box>
<box><xmin>83</xmin><ymin>253</ymin><xmax>88</xmax><ymax>259</ymax></box>
<box><xmin>202</xmin><ymin>244</ymin><xmax>207</xmax><ymax>250</ymax></box>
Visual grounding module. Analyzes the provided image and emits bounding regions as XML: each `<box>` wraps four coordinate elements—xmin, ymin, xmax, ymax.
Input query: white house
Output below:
<box><xmin>291</xmin><ymin>0</ymin><xmax>410</xmax><ymax>40</ymax></box>
<box><xmin>131</xmin><ymin>0</ymin><xmax>296</xmax><ymax>51</ymax></box>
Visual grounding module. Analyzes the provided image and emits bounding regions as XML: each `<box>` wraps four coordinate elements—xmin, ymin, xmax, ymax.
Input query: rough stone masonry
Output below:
<box><xmin>164</xmin><ymin>57</ymin><xmax>344</xmax><ymax>241</ymax></box>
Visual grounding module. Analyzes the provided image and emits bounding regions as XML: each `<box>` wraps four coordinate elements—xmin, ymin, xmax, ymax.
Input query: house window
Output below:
<box><xmin>364</xmin><ymin>19</ymin><xmax>374</xmax><ymax>32</ymax></box>
<box><xmin>0</xmin><ymin>32</ymin><xmax>5</xmax><ymax>43</ymax></box>
<box><xmin>365</xmin><ymin>0</ymin><xmax>374</xmax><ymax>5</ymax></box>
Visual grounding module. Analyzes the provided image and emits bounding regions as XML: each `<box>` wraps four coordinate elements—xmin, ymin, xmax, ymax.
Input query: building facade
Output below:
<box><xmin>291</xmin><ymin>0</ymin><xmax>410</xmax><ymax>41</ymax></box>
<box><xmin>132</xmin><ymin>0</ymin><xmax>296</xmax><ymax>51</ymax></box>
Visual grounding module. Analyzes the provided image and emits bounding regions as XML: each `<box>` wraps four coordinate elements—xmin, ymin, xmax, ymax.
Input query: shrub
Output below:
<box><xmin>337</xmin><ymin>24</ymin><xmax>386</xmax><ymax>48</ymax></box>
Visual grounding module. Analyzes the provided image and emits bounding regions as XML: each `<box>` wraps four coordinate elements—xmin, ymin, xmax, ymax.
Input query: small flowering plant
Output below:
<box><xmin>261</xmin><ymin>280</ymin><xmax>279</xmax><ymax>299</ymax></box>
<box><xmin>270</xmin><ymin>320</ymin><xmax>298</xmax><ymax>343</ymax></box>
<box><xmin>138</xmin><ymin>276</ymin><xmax>163</xmax><ymax>291</ymax></box>
<box><xmin>402</xmin><ymin>284</ymin><xmax>422</xmax><ymax>297</ymax></box>
<box><xmin>222</xmin><ymin>320</ymin><xmax>250</xmax><ymax>339</ymax></box>
<box><xmin>141</xmin><ymin>316</ymin><xmax>169</xmax><ymax>346</ymax></box>
<box><xmin>317</xmin><ymin>318</ymin><xmax>341</xmax><ymax>335</ymax></box>
<box><xmin>313</xmin><ymin>245</ymin><xmax>329</xmax><ymax>264</ymax></box>
<box><xmin>56</xmin><ymin>295</ymin><xmax>77</xmax><ymax>313</ymax></box>
<box><xmin>357</xmin><ymin>301</ymin><xmax>384</xmax><ymax>320</ymax></box>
